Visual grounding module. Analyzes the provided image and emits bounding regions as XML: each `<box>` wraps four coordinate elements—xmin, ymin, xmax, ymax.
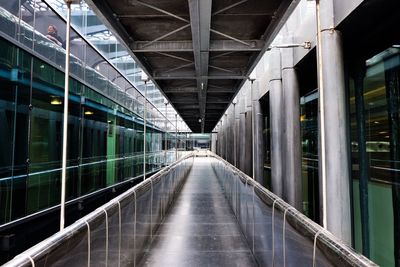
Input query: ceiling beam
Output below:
<box><xmin>153</xmin><ymin>75</ymin><xmax>247</xmax><ymax>80</ymax></box>
<box><xmin>164</xmin><ymin>87</ymin><xmax>235</xmax><ymax>93</ymax></box>
<box><xmin>188</xmin><ymin>0</ymin><xmax>212</xmax><ymax>133</ymax></box>
<box><xmin>131</xmin><ymin>39</ymin><xmax>264</xmax><ymax>52</ymax></box>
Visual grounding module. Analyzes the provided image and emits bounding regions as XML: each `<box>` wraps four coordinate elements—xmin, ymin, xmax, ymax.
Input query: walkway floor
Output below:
<box><xmin>139</xmin><ymin>157</ymin><xmax>257</xmax><ymax>266</ymax></box>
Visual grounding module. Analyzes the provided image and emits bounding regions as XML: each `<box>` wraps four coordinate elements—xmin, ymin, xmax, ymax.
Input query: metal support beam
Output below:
<box><xmin>210</xmin><ymin>29</ymin><xmax>251</xmax><ymax>47</ymax></box>
<box><xmin>212</xmin><ymin>0</ymin><xmax>248</xmax><ymax>16</ymax></box>
<box><xmin>281</xmin><ymin>43</ymin><xmax>302</xmax><ymax>210</ymax></box>
<box><xmin>232</xmin><ymin>99</ymin><xmax>237</xmax><ymax>166</ymax></box>
<box><xmin>164</xmin><ymin>102</ymin><xmax>168</xmax><ymax>164</ymax></box>
<box><xmin>130</xmin><ymin>0</ymin><xmax>189</xmax><ymax>23</ymax></box>
<box><xmin>251</xmin><ymin>81</ymin><xmax>264</xmax><ymax>184</ymax></box>
<box><xmin>131</xmin><ymin>40</ymin><xmax>264</xmax><ymax>52</ymax></box>
<box><xmin>175</xmin><ymin>114</ymin><xmax>178</xmax><ymax>160</ymax></box>
<box><xmin>316</xmin><ymin>0</ymin><xmax>351</xmax><ymax>244</ymax></box>
<box><xmin>153</xmin><ymin>75</ymin><xmax>247</xmax><ymax>80</ymax></box>
<box><xmin>269</xmin><ymin>49</ymin><xmax>283</xmax><ymax>198</ymax></box>
<box><xmin>143</xmin><ymin>81</ymin><xmax>147</xmax><ymax>180</ymax></box>
<box><xmin>188</xmin><ymin>0</ymin><xmax>212</xmax><ymax>133</ymax></box>
<box><xmin>244</xmin><ymin>83</ymin><xmax>253</xmax><ymax>176</ymax></box>
<box><xmin>142</xmin><ymin>24</ymin><xmax>191</xmax><ymax>48</ymax></box>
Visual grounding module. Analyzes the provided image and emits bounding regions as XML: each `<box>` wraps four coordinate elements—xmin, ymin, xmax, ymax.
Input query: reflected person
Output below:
<box><xmin>46</xmin><ymin>25</ymin><xmax>64</xmax><ymax>47</ymax></box>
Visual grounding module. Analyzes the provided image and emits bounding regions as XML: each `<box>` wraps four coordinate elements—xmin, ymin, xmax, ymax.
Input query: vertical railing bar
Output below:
<box><xmin>252</xmin><ymin>184</ymin><xmax>255</xmax><ymax>253</ymax></box>
<box><xmin>150</xmin><ymin>179</ymin><xmax>153</xmax><ymax>240</ymax></box>
<box><xmin>26</xmin><ymin>255</ymin><xmax>35</xmax><ymax>267</ymax></box>
<box><xmin>133</xmin><ymin>190</ymin><xmax>137</xmax><ymax>267</ymax></box>
<box><xmin>272</xmin><ymin>199</ymin><xmax>278</xmax><ymax>267</ymax></box>
<box><xmin>85</xmin><ymin>221</ymin><xmax>91</xmax><ymax>267</ymax></box>
<box><xmin>117</xmin><ymin>201</ymin><xmax>121</xmax><ymax>267</ymax></box>
<box><xmin>103</xmin><ymin>209</ymin><xmax>109</xmax><ymax>267</ymax></box>
<box><xmin>283</xmin><ymin>207</ymin><xmax>293</xmax><ymax>267</ymax></box>
<box><xmin>313</xmin><ymin>230</ymin><xmax>322</xmax><ymax>267</ymax></box>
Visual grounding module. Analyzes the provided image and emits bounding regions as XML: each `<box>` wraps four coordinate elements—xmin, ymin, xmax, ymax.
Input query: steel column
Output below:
<box><xmin>244</xmin><ymin>84</ymin><xmax>253</xmax><ymax>176</ymax></box>
<box><xmin>316</xmin><ymin>0</ymin><xmax>351</xmax><ymax>244</ymax></box>
<box><xmin>143</xmin><ymin>82</ymin><xmax>147</xmax><ymax>180</ymax></box>
<box><xmin>281</xmin><ymin>46</ymin><xmax>302</xmax><ymax>211</ymax></box>
<box><xmin>252</xmin><ymin>81</ymin><xmax>264</xmax><ymax>185</ymax></box>
<box><xmin>233</xmin><ymin>100</ymin><xmax>237</xmax><ymax>167</ymax></box>
<box><xmin>269</xmin><ymin>49</ymin><xmax>283</xmax><ymax>198</ymax></box>
<box><xmin>164</xmin><ymin>102</ymin><xmax>168</xmax><ymax>164</ymax></box>
<box><xmin>175</xmin><ymin>114</ymin><xmax>177</xmax><ymax>161</ymax></box>
<box><xmin>239</xmin><ymin>92</ymin><xmax>246</xmax><ymax>172</ymax></box>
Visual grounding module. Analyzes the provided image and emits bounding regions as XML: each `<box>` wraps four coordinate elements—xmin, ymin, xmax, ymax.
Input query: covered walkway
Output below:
<box><xmin>140</xmin><ymin>157</ymin><xmax>256</xmax><ymax>266</ymax></box>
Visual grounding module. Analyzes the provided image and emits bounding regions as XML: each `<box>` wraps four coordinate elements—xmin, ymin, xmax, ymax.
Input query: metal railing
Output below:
<box><xmin>4</xmin><ymin>151</ymin><xmax>378</xmax><ymax>266</ymax></box>
<box><xmin>209</xmin><ymin>152</ymin><xmax>377</xmax><ymax>267</ymax></box>
<box><xmin>4</xmin><ymin>153</ymin><xmax>194</xmax><ymax>267</ymax></box>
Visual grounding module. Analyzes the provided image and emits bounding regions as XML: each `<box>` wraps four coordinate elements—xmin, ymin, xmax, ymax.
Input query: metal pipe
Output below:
<box><xmin>316</xmin><ymin>0</ymin><xmax>352</xmax><ymax>243</ymax></box>
<box><xmin>224</xmin><ymin>113</ymin><xmax>228</xmax><ymax>161</ymax></box>
<box><xmin>269</xmin><ymin>49</ymin><xmax>283</xmax><ymax>198</ymax></box>
<box><xmin>245</xmin><ymin>85</ymin><xmax>253</xmax><ymax>176</ymax></box>
<box><xmin>315</xmin><ymin>0</ymin><xmax>327</xmax><ymax>229</ymax></box>
<box><xmin>175</xmin><ymin>114</ymin><xmax>177</xmax><ymax>161</ymax></box>
<box><xmin>164</xmin><ymin>102</ymin><xmax>168</xmax><ymax>164</ymax></box>
<box><xmin>233</xmin><ymin>101</ymin><xmax>237</xmax><ymax>166</ymax></box>
<box><xmin>281</xmin><ymin>39</ymin><xmax>302</xmax><ymax>212</ymax></box>
<box><xmin>60</xmin><ymin>0</ymin><xmax>72</xmax><ymax>231</ymax></box>
<box><xmin>143</xmin><ymin>81</ymin><xmax>147</xmax><ymax>180</ymax></box>
<box><xmin>250</xmin><ymin>79</ymin><xmax>255</xmax><ymax>179</ymax></box>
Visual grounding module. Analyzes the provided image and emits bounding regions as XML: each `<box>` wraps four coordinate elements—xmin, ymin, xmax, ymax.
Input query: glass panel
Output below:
<box><xmin>300</xmin><ymin>90</ymin><xmax>319</xmax><ymax>222</ymax></box>
<box><xmin>350</xmin><ymin>46</ymin><xmax>400</xmax><ymax>266</ymax></box>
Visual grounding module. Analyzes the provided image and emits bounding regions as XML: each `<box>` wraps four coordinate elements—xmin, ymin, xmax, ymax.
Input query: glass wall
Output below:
<box><xmin>260</xmin><ymin>92</ymin><xmax>271</xmax><ymax>189</ymax></box>
<box><xmin>0</xmin><ymin>36</ymin><xmax>165</xmax><ymax>224</ymax></box>
<box><xmin>300</xmin><ymin>90</ymin><xmax>319</xmax><ymax>222</ymax></box>
<box><xmin>349</xmin><ymin>46</ymin><xmax>400</xmax><ymax>266</ymax></box>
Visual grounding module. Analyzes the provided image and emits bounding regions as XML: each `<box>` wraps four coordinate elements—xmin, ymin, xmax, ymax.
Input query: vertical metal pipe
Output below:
<box><xmin>316</xmin><ymin>0</ymin><xmax>351</xmax><ymax>243</ymax></box>
<box><xmin>143</xmin><ymin>82</ymin><xmax>147</xmax><ymax>180</ymax></box>
<box><xmin>353</xmin><ymin>64</ymin><xmax>370</xmax><ymax>257</ymax></box>
<box><xmin>247</xmin><ymin>85</ymin><xmax>253</xmax><ymax>176</ymax></box>
<box><xmin>235</xmin><ymin>111</ymin><xmax>240</xmax><ymax>168</ymax></box>
<box><xmin>281</xmin><ymin>45</ymin><xmax>302</xmax><ymax>211</ymax></box>
<box><xmin>164</xmin><ymin>103</ymin><xmax>167</xmax><ymax>165</ymax></box>
<box><xmin>315</xmin><ymin>0</ymin><xmax>327</xmax><ymax>231</ymax></box>
<box><xmin>60</xmin><ymin>1</ymin><xmax>72</xmax><ymax>231</ymax></box>
<box><xmin>175</xmin><ymin>114</ymin><xmax>177</xmax><ymax>161</ymax></box>
<box><xmin>239</xmin><ymin>94</ymin><xmax>246</xmax><ymax>172</ymax></box>
<box><xmin>233</xmin><ymin>101</ymin><xmax>237</xmax><ymax>166</ymax></box>
<box><xmin>224</xmin><ymin>113</ymin><xmax>228</xmax><ymax>161</ymax></box>
<box><xmin>253</xmin><ymin>82</ymin><xmax>264</xmax><ymax>185</ymax></box>
<box><xmin>250</xmin><ymin>79</ymin><xmax>256</xmax><ymax>179</ymax></box>
<box><xmin>269</xmin><ymin>49</ymin><xmax>283</xmax><ymax>198</ymax></box>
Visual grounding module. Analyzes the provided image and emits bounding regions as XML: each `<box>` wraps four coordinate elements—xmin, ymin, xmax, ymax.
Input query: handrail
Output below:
<box><xmin>4</xmin><ymin>151</ymin><xmax>377</xmax><ymax>266</ymax></box>
<box><xmin>3</xmin><ymin>153</ymin><xmax>195</xmax><ymax>267</ymax></box>
<box><xmin>208</xmin><ymin>151</ymin><xmax>378</xmax><ymax>267</ymax></box>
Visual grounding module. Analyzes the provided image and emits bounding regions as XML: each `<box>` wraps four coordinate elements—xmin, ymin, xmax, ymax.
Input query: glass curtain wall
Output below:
<box><xmin>300</xmin><ymin>90</ymin><xmax>319</xmax><ymax>223</ymax></box>
<box><xmin>0</xmin><ymin>1</ymin><xmax>169</xmax><ymax>225</ymax></box>
<box><xmin>349</xmin><ymin>45</ymin><xmax>400</xmax><ymax>266</ymax></box>
<box><xmin>260</xmin><ymin>92</ymin><xmax>271</xmax><ymax>189</ymax></box>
